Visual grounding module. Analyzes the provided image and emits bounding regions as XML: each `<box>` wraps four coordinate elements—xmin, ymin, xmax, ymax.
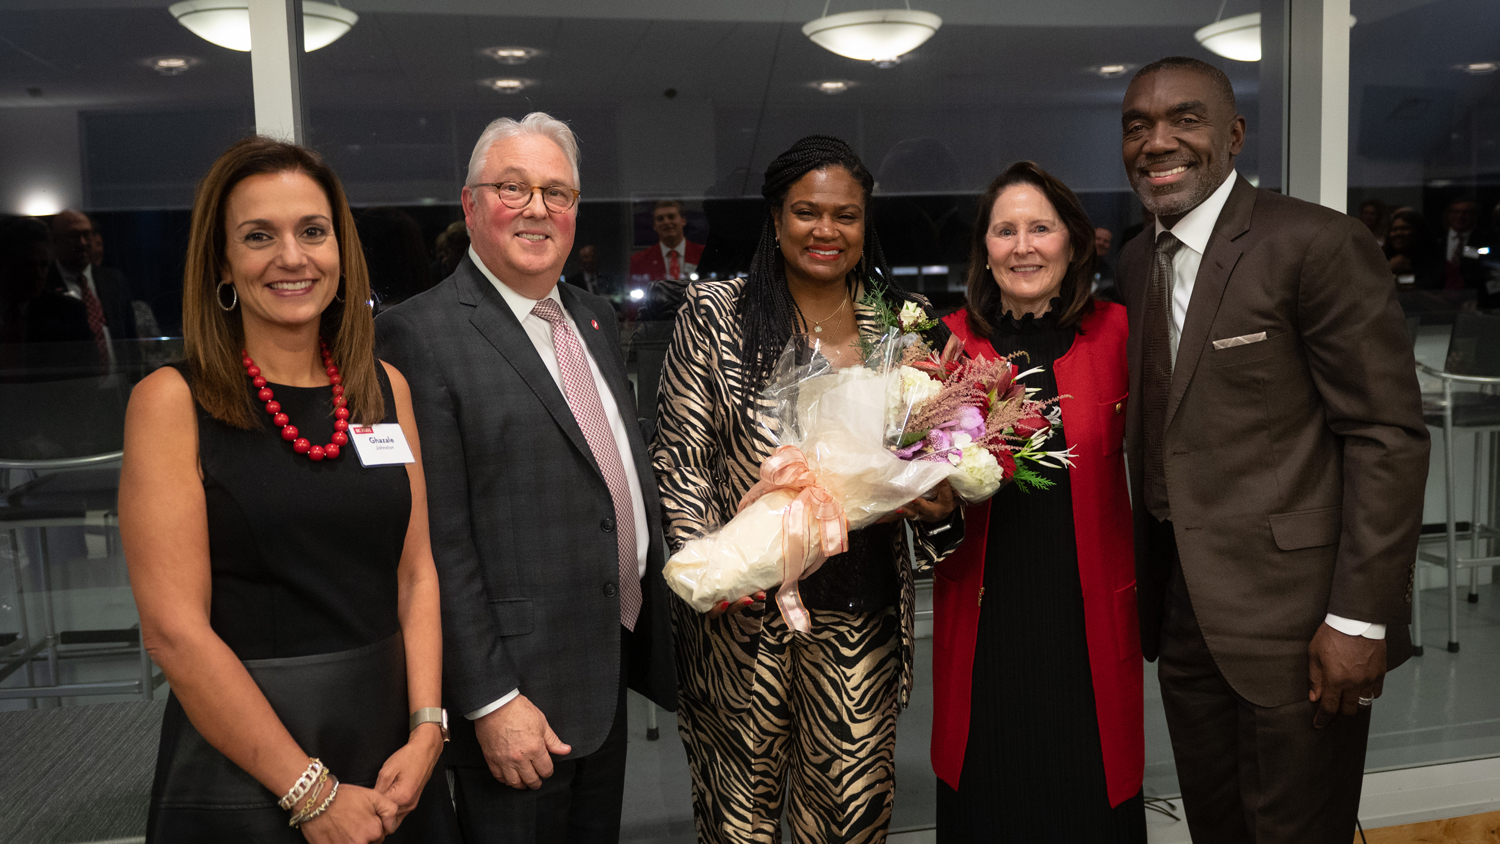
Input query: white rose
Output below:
<box><xmin>896</xmin><ymin>365</ymin><xmax>942</xmax><ymax>407</ymax></box>
<box><xmin>948</xmin><ymin>444</ymin><xmax>1005</xmax><ymax>502</ymax></box>
<box><xmin>898</xmin><ymin>301</ymin><xmax>928</xmax><ymax>330</ymax></box>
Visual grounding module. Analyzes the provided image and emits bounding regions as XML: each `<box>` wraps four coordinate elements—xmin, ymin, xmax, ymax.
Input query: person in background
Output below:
<box><xmin>1118</xmin><ymin>57</ymin><xmax>1427</xmax><ymax>843</ymax></box>
<box><xmin>932</xmin><ymin>161</ymin><xmax>1144</xmax><ymax>842</ymax></box>
<box><xmin>48</xmin><ymin>210</ymin><xmax>138</xmax><ymax>360</ymax></box>
<box><xmin>433</xmin><ymin>220</ymin><xmax>470</xmax><ymax>282</ymax></box>
<box><xmin>376</xmin><ymin>112</ymin><xmax>678</xmax><ymax>843</ymax></box>
<box><xmin>629</xmin><ymin>200</ymin><xmax>702</xmax><ymax>284</ymax></box>
<box><xmin>86</xmin><ymin>222</ymin><xmax>164</xmax><ymax>338</ymax></box>
<box><xmin>120</xmin><ymin>136</ymin><xmax>454</xmax><ymax>842</ymax></box>
<box><xmin>563</xmin><ymin>244</ymin><xmax>614</xmax><ymax>298</ymax></box>
<box><xmin>1439</xmin><ymin>198</ymin><xmax>1497</xmax><ymax>293</ymax></box>
<box><xmin>1358</xmin><ymin>198</ymin><xmax>1389</xmax><ymax>247</ymax></box>
<box><xmin>652</xmin><ymin>135</ymin><xmax>961</xmax><ymax>844</ymax></box>
<box><xmin>1</xmin><ymin>216</ymin><xmax>90</xmax><ymax>359</ymax></box>
<box><xmin>1092</xmin><ymin>225</ymin><xmax>1122</xmax><ymax>303</ymax></box>
<box><xmin>1383</xmin><ymin>209</ymin><xmax>1442</xmax><ymax>290</ymax></box>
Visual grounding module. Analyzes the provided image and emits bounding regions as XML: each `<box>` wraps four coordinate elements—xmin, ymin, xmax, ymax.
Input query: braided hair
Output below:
<box><xmin>739</xmin><ymin>135</ymin><xmax>924</xmax><ymax>395</ymax></box>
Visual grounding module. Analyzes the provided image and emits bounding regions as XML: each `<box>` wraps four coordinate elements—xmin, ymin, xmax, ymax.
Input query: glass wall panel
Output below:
<box><xmin>0</xmin><ymin>0</ymin><xmax>252</xmax><ymax>732</ymax></box>
<box><xmin>1347</xmin><ymin>0</ymin><xmax>1500</xmax><ymax>776</ymax></box>
<box><xmin>296</xmin><ymin>2</ymin><xmax>1286</xmax><ymax>836</ymax></box>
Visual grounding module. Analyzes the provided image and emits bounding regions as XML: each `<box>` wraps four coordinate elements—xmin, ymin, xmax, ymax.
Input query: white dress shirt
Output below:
<box><xmin>55</xmin><ymin>262</ymin><xmax>115</xmax><ymax>345</ymax></box>
<box><xmin>1445</xmin><ymin>228</ymin><xmax>1467</xmax><ymax>262</ymax></box>
<box><xmin>466</xmin><ymin>246</ymin><xmax>651</xmax><ymax>719</ymax></box>
<box><xmin>1155</xmin><ymin>174</ymin><xmax>1385</xmax><ymax>641</ymax></box>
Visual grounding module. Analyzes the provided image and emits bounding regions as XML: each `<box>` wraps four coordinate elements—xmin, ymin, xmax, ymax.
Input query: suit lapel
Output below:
<box><xmin>1165</xmin><ymin>176</ymin><xmax>1255</xmax><ymax>428</ymax></box>
<box><xmin>562</xmin><ymin>284</ymin><xmax>634</xmax><ymax>423</ymax></box>
<box><xmin>457</xmin><ymin>258</ymin><xmax>600</xmax><ymax>473</ymax></box>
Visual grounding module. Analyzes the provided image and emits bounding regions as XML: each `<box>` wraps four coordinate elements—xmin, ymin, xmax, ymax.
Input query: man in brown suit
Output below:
<box><xmin>1116</xmin><ymin>57</ymin><xmax>1429</xmax><ymax>842</ymax></box>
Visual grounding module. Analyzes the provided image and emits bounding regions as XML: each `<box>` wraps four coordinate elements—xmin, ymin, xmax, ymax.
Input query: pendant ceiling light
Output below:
<box><xmin>802</xmin><ymin>2</ymin><xmax>941</xmax><ymax>66</ymax></box>
<box><xmin>168</xmin><ymin>1</ymin><xmax>358</xmax><ymax>52</ymax></box>
<box><xmin>1194</xmin><ymin>11</ymin><xmax>1356</xmax><ymax>62</ymax></box>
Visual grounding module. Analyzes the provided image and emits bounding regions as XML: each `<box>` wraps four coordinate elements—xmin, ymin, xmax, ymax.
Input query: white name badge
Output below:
<box><xmin>350</xmin><ymin>423</ymin><xmax>415</xmax><ymax>467</ymax></box>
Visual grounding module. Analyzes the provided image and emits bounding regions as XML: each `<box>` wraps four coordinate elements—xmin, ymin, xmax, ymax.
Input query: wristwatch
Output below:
<box><xmin>409</xmin><ymin>707</ymin><xmax>450</xmax><ymax>742</ymax></box>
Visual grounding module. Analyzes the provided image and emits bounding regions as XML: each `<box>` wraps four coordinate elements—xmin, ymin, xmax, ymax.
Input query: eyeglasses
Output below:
<box><xmin>471</xmin><ymin>181</ymin><xmax>580</xmax><ymax>213</ymax></box>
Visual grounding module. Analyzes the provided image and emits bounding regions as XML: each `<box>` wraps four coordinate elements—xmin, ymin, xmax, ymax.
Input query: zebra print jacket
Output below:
<box><xmin>650</xmin><ymin>276</ymin><xmax>964</xmax><ymax>706</ymax></box>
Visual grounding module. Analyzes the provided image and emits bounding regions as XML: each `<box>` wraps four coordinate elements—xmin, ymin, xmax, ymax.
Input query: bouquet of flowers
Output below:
<box><xmin>879</xmin><ymin>300</ymin><xmax>1076</xmax><ymax>503</ymax></box>
<box><xmin>662</xmin><ymin>298</ymin><xmax>1073</xmax><ymax>631</ymax></box>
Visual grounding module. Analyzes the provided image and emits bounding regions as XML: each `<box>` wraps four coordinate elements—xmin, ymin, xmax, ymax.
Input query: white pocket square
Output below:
<box><xmin>1212</xmin><ymin>332</ymin><xmax>1267</xmax><ymax>350</ymax></box>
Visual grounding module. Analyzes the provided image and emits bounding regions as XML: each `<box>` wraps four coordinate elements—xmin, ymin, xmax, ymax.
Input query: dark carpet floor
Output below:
<box><xmin>0</xmin><ymin>700</ymin><xmax>161</xmax><ymax>844</ymax></box>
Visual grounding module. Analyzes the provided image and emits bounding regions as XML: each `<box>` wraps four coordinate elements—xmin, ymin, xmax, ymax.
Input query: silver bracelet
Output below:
<box><xmin>287</xmin><ymin>770</ymin><xmax>329</xmax><ymax>827</ymax></box>
<box><xmin>295</xmin><ymin>778</ymin><xmax>339</xmax><ymax>827</ymax></box>
<box><xmin>278</xmin><ymin>758</ymin><xmax>324</xmax><ymax>811</ymax></box>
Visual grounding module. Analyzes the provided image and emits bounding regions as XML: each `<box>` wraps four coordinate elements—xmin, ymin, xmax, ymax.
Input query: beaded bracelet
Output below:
<box><xmin>292</xmin><ymin>778</ymin><xmax>340</xmax><ymax>828</ymax></box>
<box><xmin>278</xmin><ymin>758</ymin><xmax>324</xmax><ymax>811</ymax></box>
<box><xmin>288</xmin><ymin>768</ymin><xmax>330</xmax><ymax>827</ymax></box>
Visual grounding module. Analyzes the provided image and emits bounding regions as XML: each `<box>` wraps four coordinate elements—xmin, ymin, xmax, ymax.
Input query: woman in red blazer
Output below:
<box><xmin>931</xmin><ymin>161</ymin><xmax>1144</xmax><ymax>841</ymax></box>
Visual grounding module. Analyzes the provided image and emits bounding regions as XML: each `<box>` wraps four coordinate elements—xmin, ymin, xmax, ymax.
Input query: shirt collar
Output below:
<box><xmin>660</xmin><ymin>240</ymin><xmax>685</xmax><ymax>258</ymax></box>
<box><xmin>467</xmin><ymin>245</ymin><xmax>562</xmax><ymax>323</ymax></box>
<box><xmin>56</xmin><ymin>261</ymin><xmax>90</xmax><ymax>285</ymax></box>
<box><xmin>1155</xmin><ymin>170</ymin><xmax>1238</xmax><ymax>255</ymax></box>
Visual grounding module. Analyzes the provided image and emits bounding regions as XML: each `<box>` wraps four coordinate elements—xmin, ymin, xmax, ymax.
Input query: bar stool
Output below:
<box><xmin>0</xmin><ymin>351</ymin><xmax>161</xmax><ymax>706</ymax></box>
<box><xmin>1413</xmin><ymin>312</ymin><xmax>1500</xmax><ymax>654</ymax></box>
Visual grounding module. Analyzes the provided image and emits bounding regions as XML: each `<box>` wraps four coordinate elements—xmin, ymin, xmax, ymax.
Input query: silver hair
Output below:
<box><xmin>465</xmin><ymin>112</ymin><xmax>581</xmax><ymax>189</ymax></box>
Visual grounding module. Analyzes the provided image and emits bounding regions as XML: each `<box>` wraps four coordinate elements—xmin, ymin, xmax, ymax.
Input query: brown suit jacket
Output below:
<box><xmin>1118</xmin><ymin>175</ymin><xmax>1430</xmax><ymax>708</ymax></box>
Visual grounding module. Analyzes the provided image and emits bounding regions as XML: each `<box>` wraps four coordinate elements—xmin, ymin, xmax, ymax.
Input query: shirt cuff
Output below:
<box><xmin>1324</xmin><ymin>614</ymin><xmax>1387</xmax><ymax>640</ymax></box>
<box><xmin>465</xmin><ymin>689</ymin><xmax>520</xmax><ymax>720</ymax></box>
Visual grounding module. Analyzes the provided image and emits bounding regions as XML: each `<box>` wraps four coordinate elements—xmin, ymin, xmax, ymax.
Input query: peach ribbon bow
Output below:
<box><xmin>736</xmin><ymin>445</ymin><xmax>849</xmax><ymax>632</ymax></box>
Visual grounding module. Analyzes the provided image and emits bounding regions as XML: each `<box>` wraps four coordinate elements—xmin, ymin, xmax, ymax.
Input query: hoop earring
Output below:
<box><xmin>216</xmin><ymin>281</ymin><xmax>238</xmax><ymax>312</ymax></box>
<box><xmin>334</xmin><ymin>273</ymin><xmax>345</xmax><ymax>303</ymax></box>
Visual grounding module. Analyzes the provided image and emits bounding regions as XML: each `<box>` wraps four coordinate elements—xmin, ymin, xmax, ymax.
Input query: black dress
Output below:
<box><xmin>146</xmin><ymin>361</ymin><xmax>457</xmax><ymax>842</ymax></box>
<box><xmin>936</xmin><ymin>304</ymin><xmax>1145</xmax><ymax>843</ymax></box>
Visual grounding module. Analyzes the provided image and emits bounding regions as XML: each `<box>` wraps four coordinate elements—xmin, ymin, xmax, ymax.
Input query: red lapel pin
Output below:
<box><xmin>591</xmin><ymin>319</ymin><xmax>599</xmax><ymax>330</ymax></box>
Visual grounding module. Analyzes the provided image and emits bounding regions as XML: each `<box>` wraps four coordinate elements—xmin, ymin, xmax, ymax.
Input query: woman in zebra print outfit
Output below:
<box><xmin>651</xmin><ymin>136</ymin><xmax>964</xmax><ymax>844</ymax></box>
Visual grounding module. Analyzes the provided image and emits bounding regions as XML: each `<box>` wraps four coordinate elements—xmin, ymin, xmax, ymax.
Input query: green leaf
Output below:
<box><xmin>899</xmin><ymin>429</ymin><xmax>928</xmax><ymax>447</ymax></box>
<box><xmin>1009</xmin><ymin>465</ymin><xmax>1055</xmax><ymax>493</ymax></box>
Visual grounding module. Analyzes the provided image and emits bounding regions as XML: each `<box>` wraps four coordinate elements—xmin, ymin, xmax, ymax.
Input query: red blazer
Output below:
<box><xmin>931</xmin><ymin>302</ymin><xmax>1143</xmax><ymax>807</ymax></box>
<box><xmin>629</xmin><ymin>240</ymin><xmax>704</xmax><ymax>282</ymax></box>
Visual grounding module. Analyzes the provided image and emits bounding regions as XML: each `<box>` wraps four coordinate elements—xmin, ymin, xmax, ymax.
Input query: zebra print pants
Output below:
<box><xmin>671</xmin><ymin>597</ymin><xmax>901</xmax><ymax>844</ymax></box>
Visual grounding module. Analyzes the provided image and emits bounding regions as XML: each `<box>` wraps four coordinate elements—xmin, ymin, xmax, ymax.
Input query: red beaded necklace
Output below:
<box><xmin>241</xmin><ymin>340</ymin><xmax>349</xmax><ymax>462</ymax></box>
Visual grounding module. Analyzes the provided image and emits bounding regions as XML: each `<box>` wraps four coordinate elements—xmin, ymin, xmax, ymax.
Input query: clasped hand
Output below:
<box><xmin>1308</xmin><ymin>622</ymin><xmax>1386</xmax><ymax>729</ymax></box>
<box><xmin>299</xmin><ymin>723</ymin><xmax>444</xmax><ymax>843</ymax></box>
<box><xmin>475</xmin><ymin>694</ymin><xmax>572</xmax><ymax>789</ymax></box>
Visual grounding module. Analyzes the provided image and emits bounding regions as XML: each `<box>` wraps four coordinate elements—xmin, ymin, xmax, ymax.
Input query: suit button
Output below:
<box><xmin>1114</xmin><ymin>402</ymin><xmax>1124</xmax><ymax>414</ymax></box>
<box><xmin>603</xmin><ymin>582</ymin><xmax>618</xmax><ymax>598</ymax></box>
<box><xmin>601</xmin><ymin>517</ymin><xmax>615</xmax><ymax>532</ymax></box>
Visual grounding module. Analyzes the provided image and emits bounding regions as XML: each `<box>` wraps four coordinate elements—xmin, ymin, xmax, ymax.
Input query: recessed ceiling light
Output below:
<box><xmin>810</xmin><ymin>80</ymin><xmax>853</xmax><ymax>94</ymax></box>
<box><xmin>1093</xmin><ymin>63</ymin><xmax>1133</xmax><ymax>78</ymax></box>
<box><xmin>481</xmin><ymin>78</ymin><xmax>536</xmax><ymax>93</ymax></box>
<box><xmin>145</xmin><ymin>55</ymin><xmax>200</xmax><ymax>76</ymax></box>
<box><xmin>481</xmin><ymin>46</ymin><xmax>541</xmax><ymax>65</ymax></box>
<box><xmin>1457</xmin><ymin>61</ymin><xmax>1499</xmax><ymax>75</ymax></box>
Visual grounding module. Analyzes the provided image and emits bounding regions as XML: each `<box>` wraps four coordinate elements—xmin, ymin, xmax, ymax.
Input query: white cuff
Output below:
<box><xmin>1324</xmin><ymin>614</ymin><xmax>1387</xmax><ymax>640</ymax></box>
<box><xmin>465</xmin><ymin>688</ymin><xmax>519</xmax><ymax>720</ymax></box>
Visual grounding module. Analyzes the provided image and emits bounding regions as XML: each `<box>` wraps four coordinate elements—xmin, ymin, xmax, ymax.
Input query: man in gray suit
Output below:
<box><xmin>1117</xmin><ymin>58</ymin><xmax>1428</xmax><ymax>842</ymax></box>
<box><xmin>376</xmin><ymin>112</ymin><xmax>676</xmax><ymax>843</ymax></box>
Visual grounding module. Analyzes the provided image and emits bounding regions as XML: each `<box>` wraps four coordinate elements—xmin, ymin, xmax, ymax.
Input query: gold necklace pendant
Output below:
<box><xmin>806</xmin><ymin>294</ymin><xmax>848</xmax><ymax>335</ymax></box>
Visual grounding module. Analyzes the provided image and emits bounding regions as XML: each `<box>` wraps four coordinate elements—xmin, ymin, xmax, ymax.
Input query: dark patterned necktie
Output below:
<box><xmin>78</xmin><ymin>281</ymin><xmax>109</xmax><ymax>364</ymax></box>
<box><xmin>531</xmin><ymin>298</ymin><xmax>642</xmax><ymax>630</ymax></box>
<box><xmin>1142</xmin><ymin>231</ymin><xmax>1184</xmax><ymax>521</ymax></box>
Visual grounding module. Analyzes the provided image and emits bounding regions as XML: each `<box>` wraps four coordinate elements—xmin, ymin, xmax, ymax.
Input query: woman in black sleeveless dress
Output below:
<box><xmin>120</xmin><ymin>137</ymin><xmax>456</xmax><ymax>843</ymax></box>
